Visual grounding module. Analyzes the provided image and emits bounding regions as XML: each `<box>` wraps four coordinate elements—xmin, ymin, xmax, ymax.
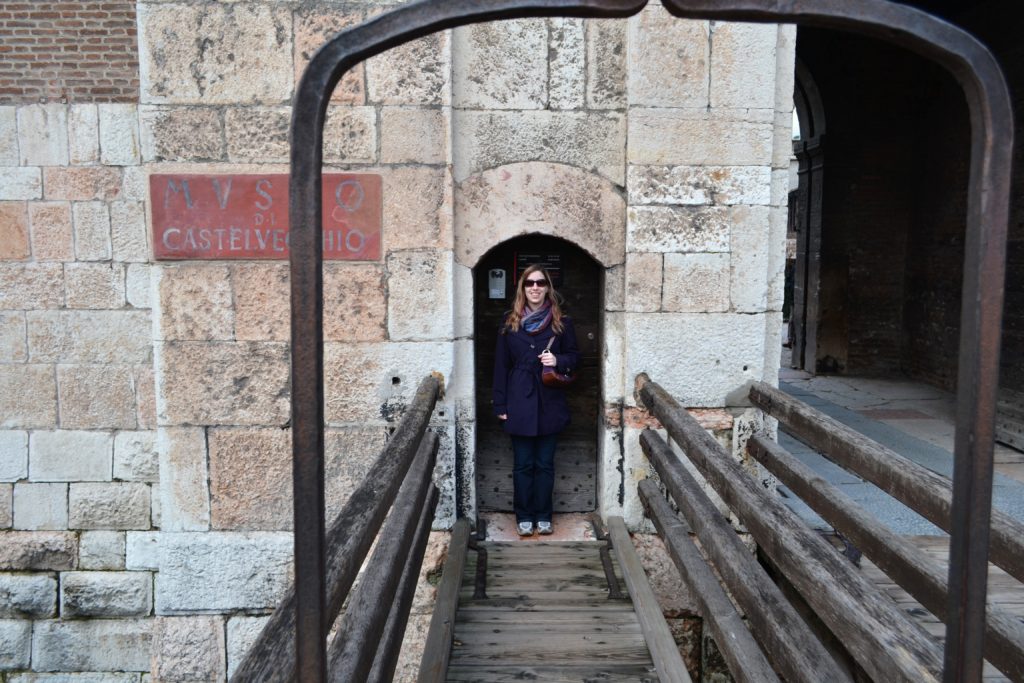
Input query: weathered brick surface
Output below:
<box><xmin>628</xmin><ymin>11</ymin><xmax>708</xmax><ymax>107</ymax></box>
<box><xmin>628</xmin><ymin>166</ymin><xmax>772</xmax><ymax>206</ymax></box>
<box><xmin>625</xmin><ymin>252</ymin><xmax>663</xmax><ymax>313</ymax></box>
<box><xmin>113</xmin><ymin>432</ymin><xmax>158</xmax><ymax>483</ymax></box>
<box><xmin>0</xmin><ymin>366</ymin><xmax>57</xmax><ymax>429</ymax></box>
<box><xmin>13</xmin><ymin>483</ymin><xmax>68</xmax><ymax>531</ymax></box>
<box><xmin>78</xmin><ymin>530</ymin><xmax>126</xmax><ymax>570</ymax></box>
<box><xmin>382</xmin><ymin>166</ymin><xmax>453</xmax><ymax>251</ymax></box>
<box><xmin>69</xmin><ymin>104</ymin><xmax>101</xmax><ymax>165</ymax></box>
<box><xmin>31</xmin><ymin>619</ymin><xmax>152</xmax><ymax>672</ymax></box>
<box><xmin>0</xmin><ymin>169</ymin><xmax>41</xmax><ymax>201</ymax></box>
<box><xmin>586</xmin><ymin>19</ymin><xmax>627</xmax><ymax>109</ymax></box>
<box><xmin>380</xmin><ymin>107</ymin><xmax>447</xmax><ymax>165</ymax></box>
<box><xmin>98</xmin><ymin>104</ymin><xmax>141</xmax><ymax>166</ymax></box>
<box><xmin>0</xmin><ymin>312</ymin><xmax>26</xmax><ymax>362</ymax></box>
<box><xmin>387</xmin><ymin>250</ymin><xmax>454</xmax><ymax>341</ymax></box>
<box><xmin>64</xmin><ymin>264</ymin><xmax>126</xmax><ymax>310</ymax></box>
<box><xmin>27</xmin><ymin>310</ymin><xmax>152</xmax><ymax>364</ymax></box>
<box><xmin>293</xmin><ymin>6</ymin><xmax>365</xmax><ymax>105</ymax></box>
<box><xmin>208</xmin><ymin>428</ymin><xmax>290</xmax><ymax>531</ymax></box>
<box><xmin>323</xmin><ymin>106</ymin><xmax>377</xmax><ymax>164</ymax></box>
<box><xmin>0</xmin><ymin>107</ymin><xmax>17</xmax><ymax>165</ymax></box>
<box><xmin>155</xmin><ymin>532</ymin><xmax>292</xmax><ymax>613</ymax></box>
<box><xmin>28</xmin><ymin>202</ymin><xmax>74</xmax><ymax>262</ymax></box>
<box><xmin>0</xmin><ymin>3</ymin><xmax>139</xmax><ymax>103</ymax></box>
<box><xmin>0</xmin><ymin>263</ymin><xmax>64</xmax><ymax>310</ymax></box>
<box><xmin>157</xmin><ymin>342</ymin><xmax>289</xmax><ymax>426</ymax></box>
<box><xmin>139</xmin><ymin>106</ymin><xmax>225</xmax><ymax>162</ymax></box>
<box><xmin>30</xmin><ymin>431</ymin><xmax>112</xmax><ymax>482</ymax></box>
<box><xmin>0</xmin><ymin>202</ymin><xmax>29</xmax><ymax>260</ymax></box>
<box><xmin>156</xmin><ymin>265</ymin><xmax>234</xmax><ymax>342</ymax></box>
<box><xmin>0</xmin><ymin>573</ymin><xmax>58</xmax><ymax>618</ymax></box>
<box><xmin>226</xmin><ymin>616</ymin><xmax>269</xmax><ymax>679</ymax></box>
<box><xmin>138</xmin><ymin>3</ymin><xmax>292</xmax><ymax>105</ymax></box>
<box><xmin>367</xmin><ymin>31</ymin><xmax>449</xmax><ymax>105</ymax></box>
<box><xmin>61</xmin><ymin>571</ymin><xmax>152</xmax><ymax>617</ymax></box>
<box><xmin>549</xmin><ymin>18</ymin><xmax>585</xmax><ymax>109</ymax></box>
<box><xmin>454</xmin><ymin>20</ymin><xmax>547</xmax><ymax>109</ymax></box>
<box><xmin>72</xmin><ymin>202</ymin><xmax>112</xmax><ymax>261</ymax></box>
<box><xmin>0</xmin><ymin>430</ymin><xmax>28</xmax><ymax>482</ymax></box>
<box><xmin>0</xmin><ymin>484</ymin><xmax>10</xmax><ymax>528</ymax></box>
<box><xmin>125</xmin><ymin>531</ymin><xmax>159</xmax><ymax>571</ymax></box>
<box><xmin>662</xmin><ymin>253</ymin><xmax>731</xmax><ymax>313</ymax></box>
<box><xmin>157</xmin><ymin>428</ymin><xmax>209</xmax><ymax>532</ymax></box>
<box><xmin>0</xmin><ymin>531</ymin><xmax>77</xmax><ymax>571</ymax></box>
<box><xmin>152</xmin><ymin>616</ymin><xmax>226</xmax><ymax>683</ymax></box>
<box><xmin>43</xmin><ymin>167</ymin><xmax>122</xmax><ymax>202</ymax></box>
<box><xmin>69</xmin><ymin>483</ymin><xmax>151</xmax><ymax>530</ymax></box>
<box><xmin>17</xmin><ymin>105</ymin><xmax>69</xmax><ymax>166</ymax></box>
<box><xmin>0</xmin><ymin>618</ymin><xmax>31</xmax><ymax>669</ymax></box>
<box><xmin>109</xmin><ymin>201</ymin><xmax>149</xmax><ymax>263</ymax></box>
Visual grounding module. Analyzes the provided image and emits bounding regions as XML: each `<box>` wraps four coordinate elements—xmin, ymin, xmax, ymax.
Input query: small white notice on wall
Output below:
<box><xmin>488</xmin><ymin>269</ymin><xmax>506</xmax><ymax>299</ymax></box>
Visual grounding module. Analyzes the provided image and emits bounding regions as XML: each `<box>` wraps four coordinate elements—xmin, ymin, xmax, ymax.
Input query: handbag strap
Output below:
<box><xmin>543</xmin><ymin>336</ymin><xmax>556</xmax><ymax>352</ymax></box>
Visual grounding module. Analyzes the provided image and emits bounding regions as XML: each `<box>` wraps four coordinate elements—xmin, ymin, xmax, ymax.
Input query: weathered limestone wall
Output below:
<box><xmin>1</xmin><ymin>0</ymin><xmax>793</xmax><ymax>679</ymax></box>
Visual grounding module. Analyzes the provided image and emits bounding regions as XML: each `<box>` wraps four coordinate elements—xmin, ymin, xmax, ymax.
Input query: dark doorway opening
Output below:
<box><xmin>473</xmin><ymin>235</ymin><xmax>602</xmax><ymax>513</ymax></box>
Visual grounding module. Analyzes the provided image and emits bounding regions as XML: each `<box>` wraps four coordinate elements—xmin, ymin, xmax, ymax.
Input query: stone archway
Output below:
<box><xmin>454</xmin><ymin>161</ymin><xmax>626</xmax><ymax>270</ymax></box>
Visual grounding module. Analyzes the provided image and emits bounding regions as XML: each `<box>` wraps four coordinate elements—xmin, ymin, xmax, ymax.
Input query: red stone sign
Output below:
<box><xmin>150</xmin><ymin>174</ymin><xmax>382</xmax><ymax>260</ymax></box>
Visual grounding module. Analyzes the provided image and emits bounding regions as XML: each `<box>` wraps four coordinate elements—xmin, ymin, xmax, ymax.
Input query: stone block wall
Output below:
<box><xmin>1</xmin><ymin>0</ymin><xmax>794</xmax><ymax>678</ymax></box>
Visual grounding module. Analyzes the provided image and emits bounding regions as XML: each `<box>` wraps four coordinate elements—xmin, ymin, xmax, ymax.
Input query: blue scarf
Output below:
<box><xmin>522</xmin><ymin>303</ymin><xmax>552</xmax><ymax>335</ymax></box>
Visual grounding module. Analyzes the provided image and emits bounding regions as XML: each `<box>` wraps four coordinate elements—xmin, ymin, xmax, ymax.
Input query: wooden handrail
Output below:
<box><xmin>749</xmin><ymin>381</ymin><xmax>1024</xmax><ymax>585</ymax></box>
<box><xmin>418</xmin><ymin>518</ymin><xmax>472</xmax><ymax>683</ymax></box>
<box><xmin>637</xmin><ymin>374</ymin><xmax>943</xmax><ymax>682</ymax></box>
<box><xmin>367</xmin><ymin>484</ymin><xmax>440</xmax><ymax>683</ymax></box>
<box><xmin>232</xmin><ymin>375</ymin><xmax>442</xmax><ymax>682</ymax></box>
<box><xmin>607</xmin><ymin>515</ymin><xmax>693</xmax><ymax>683</ymax></box>
<box><xmin>638</xmin><ymin>430</ymin><xmax>851</xmax><ymax>683</ymax></box>
<box><xmin>328</xmin><ymin>432</ymin><xmax>441</xmax><ymax>681</ymax></box>
<box><xmin>638</xmin><ymin>479</ymin><xmax>779</xmax><ymax>683</ymax></box>
<box><xmin>747</xmin><ymin>433</ymin><xmax>1024</xmax><ymax>681</ymax></box>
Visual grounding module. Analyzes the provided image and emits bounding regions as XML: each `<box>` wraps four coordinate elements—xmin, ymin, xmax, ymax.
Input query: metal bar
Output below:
<box><xmin>638</xmin><ymin>428</ymin><xmax>850</xmax><ymax>683</ymax></box>
<box><xmin>607</xmin><ymin>515</ymin><xmax>693</xmax><ymax>683</ymax></box>
<box><xmin>366</xmin><ymin>484</ymin><xmax>440</xmax><ymax>683</ymax></box>
<box><xmin>418</xmin><ymin>518</ymin><xmax>472</xmax><ymax>683</ymax></box>
<box><xmin>233</xmin><ymin>375</ymin><xmax>441</xmax><ymax>682</ymax></box>
<box><xmin>747</xmin><ymin>433</ymin><xmax>1024</xmax><ymax>681</ymax></box>
<box><xmin>639</xmin><ymin>479</ymin><xmax>780</xmax><ymax>683</ymax></box>
<box><xmin>749</xmin><ymin>381</ymin><xmax>1024</xmax><ymax>585</ymax></box>
<box><xmin>327</xmin><ymin>431</ymin><xmax>441</xmax><ymax>681</ymax></box>
<box><xmin>638</xmin><ymin>377</ymin><xmax>943</xmax><ymax>682</ymax></box>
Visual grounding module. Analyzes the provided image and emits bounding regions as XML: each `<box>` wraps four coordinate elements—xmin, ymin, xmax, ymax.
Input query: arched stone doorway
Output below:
<box><xmin>473</xmin><ymin>235</ymin><xmax>602</xmax><ymax>513</ymax></box>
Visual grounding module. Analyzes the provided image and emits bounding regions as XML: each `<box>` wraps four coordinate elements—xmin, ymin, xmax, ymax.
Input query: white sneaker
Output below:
<box><xmin>517</xmin><ymin>521</ymin><xmax>534</xmax><ymax>536</ymax></box>
<box><xmin>537</xmin><ymin>521</ymin><xmax>553</xmax><ymax>535</ymax></box>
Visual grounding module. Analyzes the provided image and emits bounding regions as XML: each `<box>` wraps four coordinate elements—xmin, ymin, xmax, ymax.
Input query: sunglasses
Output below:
<box><xmin>523</xmin><ymin>278</ymin><xmax>549</xmax><ymax>288</ymax></box>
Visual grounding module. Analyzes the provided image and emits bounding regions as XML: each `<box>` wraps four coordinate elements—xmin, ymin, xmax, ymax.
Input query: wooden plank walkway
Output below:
<box><xmin>860</xmin><ymin>535</ymin><xmax>1024</xmax><ymax>682</ymax></box>
<box><xmin>446</xmin><ymin>541</ymin><xmax>662</xmax><ymax>682</ymax></box>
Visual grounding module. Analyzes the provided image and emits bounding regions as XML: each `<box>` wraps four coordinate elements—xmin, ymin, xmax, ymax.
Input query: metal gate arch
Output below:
<box><xmin>286</xmin><ymin>1</ymin><xmax>1013</xmax><ymax>680</ymax></box>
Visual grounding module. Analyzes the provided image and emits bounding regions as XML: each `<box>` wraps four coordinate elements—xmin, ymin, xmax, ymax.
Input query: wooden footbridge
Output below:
<box><xmin>227</xmin><ymin>373</ymin><xmax>1024</xmax><ymax>683</ymax></box>
<box><xmin>221</xmin><ymin>1</ymin><xmax>1016</xmax><ymax>679</ymax></box>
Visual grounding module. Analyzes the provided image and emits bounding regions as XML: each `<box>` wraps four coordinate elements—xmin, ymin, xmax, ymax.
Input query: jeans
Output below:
<box><xmin>510</xmin><ymin>433</ymin><xmax>557</xmax><ymax>524</ymax></box>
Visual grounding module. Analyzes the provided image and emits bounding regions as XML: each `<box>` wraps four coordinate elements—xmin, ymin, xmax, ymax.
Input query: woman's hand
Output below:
<box><xmin>498</xmin><ymin>414</ymin><xmax>507</xmax><ymax>420</ymax></box>
<box><xmin>539</xmin><ymin>349</ymin><xmax>557</xmax><ymax>367</ymax></box>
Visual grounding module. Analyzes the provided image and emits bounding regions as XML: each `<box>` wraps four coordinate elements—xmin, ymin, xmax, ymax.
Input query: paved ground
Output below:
<box><xmin>778</xmin><ymin>365</ymin><xmax>1024</xmax><ymax>534</ymax></box>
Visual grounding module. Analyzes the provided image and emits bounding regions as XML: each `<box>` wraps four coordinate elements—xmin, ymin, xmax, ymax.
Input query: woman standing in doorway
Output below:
<box><xmin>493</xmin><ymin>264</ymin><xmax>580</xmax><ymax>536</ymax></box>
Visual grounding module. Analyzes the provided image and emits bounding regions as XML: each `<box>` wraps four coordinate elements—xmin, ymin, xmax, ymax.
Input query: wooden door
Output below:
<box><xmin>473</xmin><ymin>236</ymin><xmax>601</xmax><ymax>512</ymax></box>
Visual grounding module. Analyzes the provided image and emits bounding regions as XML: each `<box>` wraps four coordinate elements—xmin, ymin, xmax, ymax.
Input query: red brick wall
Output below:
<box><xmin>0</xmin><ymin>1</ymin><xmax>139</xmax><ymax>103</ymax></box>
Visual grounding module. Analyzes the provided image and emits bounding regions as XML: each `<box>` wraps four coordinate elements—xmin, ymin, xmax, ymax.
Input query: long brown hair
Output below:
<box><xmin>504</xmin><ymin>264</ymin><xmax>565</xmax><ymax>334</ymax></box>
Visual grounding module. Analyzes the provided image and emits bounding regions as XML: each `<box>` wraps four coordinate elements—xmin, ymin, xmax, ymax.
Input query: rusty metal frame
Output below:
<box><xmin>288</xmin><ymin>1</ymin><xmax>1012</xmax><ymax>681</ymax></box>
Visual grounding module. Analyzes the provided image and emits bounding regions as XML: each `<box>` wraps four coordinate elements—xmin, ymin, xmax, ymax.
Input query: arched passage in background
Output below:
<box><xmin>789</xmin><ymin>59</ymin><xmax>826</xmax><ymax>372</ymax></box>
<box><xmin>473</xmin><ymin>235</ymin><xmax>602</xmax><ymax>513</ymax></box>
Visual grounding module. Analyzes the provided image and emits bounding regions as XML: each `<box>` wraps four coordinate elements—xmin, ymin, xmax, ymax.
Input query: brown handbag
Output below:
<box><xmin>540</xmin><ymin>336</ymin><xmax>577</xmax><ymax>388</ymax></box>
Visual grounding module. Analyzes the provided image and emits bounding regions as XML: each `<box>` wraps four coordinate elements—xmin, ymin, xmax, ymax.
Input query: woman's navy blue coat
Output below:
<box><xmin>493</xmin><ymin>316</ymin><xmax>580</xmax><ymax>436</ymax></box>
